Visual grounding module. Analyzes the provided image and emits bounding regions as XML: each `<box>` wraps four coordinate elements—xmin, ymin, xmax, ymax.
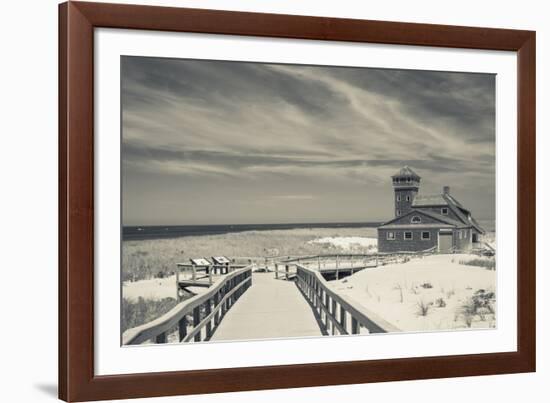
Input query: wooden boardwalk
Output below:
<box><xmin>210</xmin><ymin>272</ymin><xmax>323</xmax><ymax>341</ymax></box>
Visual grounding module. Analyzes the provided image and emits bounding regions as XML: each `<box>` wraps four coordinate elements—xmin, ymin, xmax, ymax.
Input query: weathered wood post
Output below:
<box><xmin>214</xmin><ymin>292</ymin><xmax>220</xmax><ymax>326</ymax></box>
<box><xmin>275</xmin><ymin>263</ymin><xmax>279</xmax><ymax>279</ymax></box>
<box><xmin>178</xmin><ymin>316</ymin><xmax>187</xmax><ymax>341</ymax></box>
<box><xmin>285</xmin><ymin>264</ymin><xmax>289</xmax><ymax>280</ymax></box>
<box><xmin>340</xmin><ymin>306</ymin><xmax>347</xmax><ymax>333</ymax></box>
<box><xmin>318</xmin><ymin>256</ymin><xmax>321</xmax><ymax>270</ymax></box>
<box><xmin>205</xmin><ymin>300</ymin><xmax>212</xmax><ymax>339</ymax></box>
<box><xmin>156</xmin><ymin>332</ymin><xmax>167</xmax><ymax>344</ymax></box>
<box><xmin>176</xmin><ymin>264</ymin><xmax>180</xmax><ymax>301</ymax></box>
<box><xmin>192</xmin><ymin>264</ymin><xmax>196</xmax><ymax>282</ymax></box>
<box><xmin>331</xmin><ymin>299</ymin><xmax>337</xmax><ymax>335</ymax></box>
<box><xmin>193</xmin><ymin>306</ymin><xmax>201</xmax><ymax>342</ymax></box>
<box><xmin>324</xmin><ymin>291</ymin><xmax>330</xmax><ymax>331</ymax></box>
<box><xmin>208</xmin><ymin>264</ymin><xmax>213</xmax><ymax>285</ymax></box>
<box><xmin>351</xmin><ymin>317</ymin><xmax>359</xmax><ymax>334</ymax></box>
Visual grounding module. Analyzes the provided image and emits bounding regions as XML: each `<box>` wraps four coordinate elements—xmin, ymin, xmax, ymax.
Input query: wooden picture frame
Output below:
<box><xmin>59</xmin><ymin>1</ymin><xmax>536</xmax><ymax>401</ymax></box>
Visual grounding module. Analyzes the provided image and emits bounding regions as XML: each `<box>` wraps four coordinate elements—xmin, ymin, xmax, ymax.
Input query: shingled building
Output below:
<box><xmin>377</xmin><ymin>166</ymin><xmax>485</xmax><ymax>253</ymax></box>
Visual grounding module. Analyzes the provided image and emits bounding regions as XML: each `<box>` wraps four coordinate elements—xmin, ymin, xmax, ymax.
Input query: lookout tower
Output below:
<box><xmin>391</xmin><ymin>166</ymin><xmax>421</xmax><ymax>217</ymax></box>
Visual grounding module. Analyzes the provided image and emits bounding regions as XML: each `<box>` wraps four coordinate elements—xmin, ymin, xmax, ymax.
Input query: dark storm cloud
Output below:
<box><xmin>121</xmin><ymin>56</ymin><xmax>496</xmax><ymax>225</ymax></box>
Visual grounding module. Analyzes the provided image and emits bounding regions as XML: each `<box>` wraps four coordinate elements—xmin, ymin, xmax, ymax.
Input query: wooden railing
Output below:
<box><xmin>294</xmin><ymin>264</ymin><xmax>400</xmax><ymax>335</ymax></box>
<box><xmin>123</xmin><ymin>267</ymin><xmax>252</xmax><ymax>345</ymax></box>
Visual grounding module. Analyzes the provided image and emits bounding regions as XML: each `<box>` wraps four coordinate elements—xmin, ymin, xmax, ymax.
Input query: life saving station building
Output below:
<box><xmin>377</xmin><ymin>166</ymin><xmax>485</xmax><ymax>253</ymax></box>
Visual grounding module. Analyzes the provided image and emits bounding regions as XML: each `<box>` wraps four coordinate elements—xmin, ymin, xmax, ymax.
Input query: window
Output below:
<box><xmin>459</xmin><ymin>231</ymin><xmax>462</xmax><ymax>240</ymax></box>
<box><xmin>396</xmin><ymin>195</ymin><xmax>401</xmax><ymax>202</ymax></box>
<box><xmin>406</xmin><ymin>177</ymin><xmax>411</xmax><ymax>183</ymax></box>
<box><xmin>411</xmin><ymin>216</ymin><xmax>421</xmax><ymax>224</ymax></box>
<box><xmin>441</xmin><ymin>207</ymin><xmax>448</xmax><ymax>215</ymax></box>
<box><xmin>386</xmin><ymin>232</ymin><xmax>395</xmax><ymax>240</ymax></box>
<box><xmin>406</xmin><ymin>195</ymin><xmax>411</xmax><ymax>202</ymax></box>
<box><xmin>396</xmin><ymin>209</ymin><xmax>401</xmax><ymax>216</ymax></box>
<box><xmin>404</xmin><ymin>231</ymin><xmax>413</xmax><ymax>240</ymax></box>
<box><xmin>421</xmin><ymin>231</ymin><xmax>430</xmax><ymax>240</ymax></box>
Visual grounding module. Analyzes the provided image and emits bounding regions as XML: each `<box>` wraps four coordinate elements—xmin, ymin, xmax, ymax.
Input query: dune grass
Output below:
<box><xmin>121</xmin><ymin>296</ymin><xmax>178</xmax><ymax>333</ymax></box>
<box><xmin>122</xmin><ymin>227</ymin><xmax>377</xmax><ymax>282</ymax></box>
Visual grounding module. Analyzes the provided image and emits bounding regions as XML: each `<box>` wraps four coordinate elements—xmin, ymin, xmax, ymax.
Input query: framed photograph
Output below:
<box><xmin>59</xmin><ymin>1</ymin><xmax>536</xmax><ymax>401</ymax></box>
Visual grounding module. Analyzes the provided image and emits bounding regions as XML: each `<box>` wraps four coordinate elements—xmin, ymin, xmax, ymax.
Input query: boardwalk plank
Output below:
<box><xmin>210</xmin><ymin>273</ymin><xmax>322</xmax><ymax>341</ymax></box>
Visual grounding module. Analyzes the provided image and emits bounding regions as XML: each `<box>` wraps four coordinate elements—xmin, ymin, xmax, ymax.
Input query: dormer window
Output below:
<box><xmin>406</xmin><ymin>177</ymin><xmax>411</xmax><ymax>183</ymax></box>
<box><xmin>441</xmin><ymin>207</ymin><xmax>448</xmax><ymax>215</ymax></box>
<box><xmin>411</xmin><ymin>216</ymin><xmax>421</xmax><ymax>224</ymax></box>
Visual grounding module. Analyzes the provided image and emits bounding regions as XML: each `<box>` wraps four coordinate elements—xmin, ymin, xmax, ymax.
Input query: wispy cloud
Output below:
<box><xmin>122</xmin><ymin>57</ymin><xmax>495</xmax><ymax>225</ymax></box>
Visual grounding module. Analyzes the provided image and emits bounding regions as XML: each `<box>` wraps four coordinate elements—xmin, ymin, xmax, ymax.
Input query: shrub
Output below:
<box><xmin>394</xmin><ymin>283</ymin><xmax>404</xmax><ymax>303</ymax></box>
<box><xmin>435</xmin><ymin>297</ymin><xmax>446</xmax><ymax>308</ymax></box>
<box><xmin>420</xmin><ymin>282</ymin><xmax>433</xmax><ymax>289</ymax></box>
<box><xmin>472</xmin><ymin>289</ymin><xmax>495</xmax><ymax>311</ymax></box>
<box><xmin>121</xmin><ymin>297</ymin><xmax>178</xmax><ymax>333</ymax></box>
<box><xmin>416</xmin><ymin>300</ymin><xmax>430</xmax><ymax>316</ymax></box>
<box><xmin>459</xmin><ymin>258</ymin><xmax>496</xmax><ymax>270</ymax></box>
<box><xmin>458</xmin><ymin>289</ymin><xmax>495</xmax><ymax>327</ymax></box>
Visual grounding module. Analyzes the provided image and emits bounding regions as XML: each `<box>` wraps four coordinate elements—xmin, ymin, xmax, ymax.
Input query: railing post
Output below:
<box><xmin>208</xmin><ymin>265</ymin><xmax>213</xmax><ymax>285</ymax></box>
<box><xmin>331</xmin><ymin>298</ymin><xmax>336</xmax><ymax>336</ymax></box>
<box><xmin>156</xmin><ymin>332</ymin><xmax>167</xmax><ymax>344</ymax></box>
<box><xmin>178</xmin><ymin>316</ymin><xmax>188</xmax><ymax>342</ymax></box>
<box><xmin>285</xmin><ymin>264</ymin><xmax>289</xmax><ymax>280</ymax></box>
<box><xmin>214</xmin><ymin>292</ymin><xmax>220</xmax><ymax>326</ymax></box>
<box><xmin>275</xmin><ymin>263</ymin><xmax>279</xmax><ymax>279</ymax></box>
<box><xmin>351</xmin><ymin>317</ymin><xmax>359</xmax><ymax>334</ymax></box>
<box><xmin>193</xmin><ymin>306</ymin><xmax>201</xmax><ymax>342</ymax></box>
<box><xmin>176</xmin><ymin>265</ymin><xmax>180</xmax><ymax>301</ymax></box>
<box><xmin>205</xmin><ymin>300</ymin><xmax>212</xmax><ymax>339</ymax></box>
<box><xmin>340</xmin><ymin>306</ymin><xmax>347</xmax><ymax>334</ymax></box>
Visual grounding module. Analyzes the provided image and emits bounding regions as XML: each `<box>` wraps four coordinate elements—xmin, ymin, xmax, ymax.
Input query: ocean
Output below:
<box><xmin>122</xmin><ymin>222</ymin><xmax>382</xmax><ymax>241</ymax></box>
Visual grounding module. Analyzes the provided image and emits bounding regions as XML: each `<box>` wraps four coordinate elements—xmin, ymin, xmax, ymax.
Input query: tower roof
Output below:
<box><xmin>391</xmin><ymin>165</ymin><xmax>421</xmax><ymax>179</ymax></box>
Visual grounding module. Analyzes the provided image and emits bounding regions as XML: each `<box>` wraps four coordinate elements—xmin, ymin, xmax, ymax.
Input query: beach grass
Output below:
<box><xmin>122</xmin><ymin>227</ymin><xmax>377</xmax><ymax>282</ymax></box>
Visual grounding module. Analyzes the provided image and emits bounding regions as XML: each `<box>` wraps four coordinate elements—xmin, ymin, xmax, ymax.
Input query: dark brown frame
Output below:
<box><xmin>59</xmin><ymin>1</ymin><xmax>536</xmax><ymax>401</ymax></box>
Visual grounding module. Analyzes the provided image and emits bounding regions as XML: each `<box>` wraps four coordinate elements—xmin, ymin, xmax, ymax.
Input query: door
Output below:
<box><xmin>438</xmin><ymin>232</ymin><xmax>453</xmax><ymax>252</ymax></box>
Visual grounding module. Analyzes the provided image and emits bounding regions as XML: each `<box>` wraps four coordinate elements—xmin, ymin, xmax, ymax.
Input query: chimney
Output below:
<box><xmin>443</xmin><ymin>186</ymin><xmax>450</xmax><ymax>195</ymax></box>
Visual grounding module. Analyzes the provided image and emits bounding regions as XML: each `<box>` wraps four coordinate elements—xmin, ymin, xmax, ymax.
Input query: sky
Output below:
<box><xmin>121</xmin><ymin>56</ymin><xmax>495</xmax><ymax>226</ymax></box>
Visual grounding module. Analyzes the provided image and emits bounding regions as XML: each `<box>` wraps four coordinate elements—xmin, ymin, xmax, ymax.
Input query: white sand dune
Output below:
<box><xmin>308</xmin><ymin>236</ymin><xmax>378</xmax><ymax>251</ymax></box>
<box><xmin>332</xmin><ymin>254</ymin><xmax>496</xmax><ymax>332</ymax></box>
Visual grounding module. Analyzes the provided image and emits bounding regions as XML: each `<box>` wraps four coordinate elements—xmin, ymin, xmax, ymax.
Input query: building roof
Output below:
<box><xmin>415</xmin><ymin>208</ymin><xmax>466</xmax><ymax>227</ymax></box>
<box><xmin>441</xmin><ymin>194</ymin><xmax>485</xmax><ymax>234</ymax></box>
<box><xmin>412</xmin><ymin>194</ymin><xmax>447</xmax><ymax>207</ymax></box>
<box><xmin>408</xmin><ymin>192</ymin><xmax>485</xmax><ymax>234</ymax></box>
<box><xmin>378</xmin><ymin>223</ymin><xmax>455</xmax><ymax>230</ymax></box>
<box><xmin>380</xmin><ymin>209</ymin><xmax>466</xmax><ymax>229</ymax></box>
<box><xmin>391</xmin><ymin>165</ymin><xmax>421</xmax><ymax>179</ymax></box>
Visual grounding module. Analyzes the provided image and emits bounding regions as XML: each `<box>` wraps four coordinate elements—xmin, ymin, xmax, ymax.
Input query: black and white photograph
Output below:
<box><xmin>121</xmin><ymin>56</ymin><xmax>497</xmax><ymax>344</ymax></box>
<box><xmin>1</xmin><ymin>0</ymin><xmax>543</xmax><ymax>402</ymax></box>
